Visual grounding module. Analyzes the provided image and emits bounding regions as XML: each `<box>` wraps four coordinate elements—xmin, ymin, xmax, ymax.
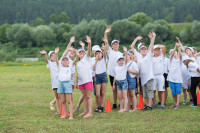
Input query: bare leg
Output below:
<box><xmin>95</xmin><ymin>84</ymin><xmax>101</xmax><ymax>107</ymax></box>
<box><xmin>130</xmin><ymin>90</ymin><xmax>137</xmax><ymax>111</ymax></box>
<box><xmin>164</xmin><ymin>87</ymin><xmax>168</xmax><ymax>104</ymax></box>
<box><xmin>117</xmin><ymin>90</ymin><xmax>123</xmax><ymax>112</ymax></box>
<box><xmin>50</xmin><ymin>97</ymin><xmax>56</xmax><ymax>110</ymax></box>
<box><xmin>60</xmin><ymin>93</ymin><xmax>67</xmax><ymax>118</ymax></box>
<box><xmin>122</xmin><ymin>90</ymin><xmax>128</xmax><ymax>112</ymax></box>
<box><xmin>53</xmin><ymin>89</ymin><xmax>60</xmax><ymax>113</ymax></box>
<box><xmin>66</xmin><ymin>93</ymin><xmax>73</xmax><ymax>119</ymax></box>
<box><xmin>84</xmin><ymin>90</ymin><xmax>93</xmax><ymax>118</ymax></box>
<box><xmin>78</xmin><ymin>90</ymin><xmax>87</xmax><ymax>117</ymax></box>
<box><xmin>182</xmin><ymin>89</ymin><xmax>187</xmax><ymax>102</ymax></box>
<box><xmin>101</xmin><ymin>83</ymin><xmax>107</xmax><ymax>107</ymax></box>
<box><xmin>176</xmin><ymin>94</ymin><xmax>181</xmax><ymax>106</ymax></box>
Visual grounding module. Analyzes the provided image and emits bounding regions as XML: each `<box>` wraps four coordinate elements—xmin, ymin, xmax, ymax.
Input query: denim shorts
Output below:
<box><xmin>95</xmin><ymin>72</ymin><xmax>108</xmax><ymax>85</ymax></box>
<box><xmin>168</xmin><ymin>81</ymin><xmax>182</xmax><ymax>96</ymax></box>
<box><xmin>116</xmin><ymin>79</ymin><xmax>128</xmax><ymax>90</ymax></box>
<box><xmin>126</xmin><ymin>73</ymin><xmax>136</xmax><ymax>90</ymax></box>
<box><xmin>58</xmin><ymin>80</ymin><xmax>72</xmax><ymax>94</ymax></box>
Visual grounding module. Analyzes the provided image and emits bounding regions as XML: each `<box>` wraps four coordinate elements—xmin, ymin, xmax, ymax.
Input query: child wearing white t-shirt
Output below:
<box><xmin>92</xmin><ymin>44</ymin><xmax>108</xmax><ymax>113</ymax></box>
<box><xmin>104</xmin><ymin>27</ymin><xmax>122</xmax><ymax>109</ymax></box>
<box><xmin>152</xmin><ymin>45</ymin><xmax>166</xmax><ymax>109</ymax></box>
<box><xmin>164</xmin><ymin>56</ymin><xmax>170</xmax><ymax>105</ymax></box>
<box><xmin>113</xmin><ymin>46</ymin><xmax>129</xmax><ymax>112</ymax></box>
<box><xmin>74</xmin><ymin>36</ymin><xmax>93</xmax><ymax>118</ymax></box>
<box><xmin>167</xmin><ymin>42</ymin><xmax>183</xmax><ymax>110</ymax></box>
<box><xmin>40</xmin><ymin>48</ymin><xmax>60</xmax><ymax>115</ymax></box>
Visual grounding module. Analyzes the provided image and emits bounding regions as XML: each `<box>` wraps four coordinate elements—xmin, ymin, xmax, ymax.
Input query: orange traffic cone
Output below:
<box><xmin>104</xmin><ymin>98</ymin><xmax>112</xmax><ymax>112</ymax></box>
<box><xmin>197</xmin><ymin>91</ymin><xmax>200</xmax><ymax>104</ymax></box>
<box><xmin>60</xmin><ymin>104</ymin><xmax>70</xmax><ymax>117</ymax></box>
<box><xmin>137</xmin><ymin>95</ymin><xmax>144</xmax><ymax>110</ymax></box>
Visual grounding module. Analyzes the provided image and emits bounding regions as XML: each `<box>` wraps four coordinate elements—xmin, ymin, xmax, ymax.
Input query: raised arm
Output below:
<box><xmin>104</xmin><ymin>27</ymin><xmax>111</xmax><ymax>51</ymax></box>
<box><xmin>157</xmin><ymin>44</ymin><xmax>166</xmax><ymax>56</ymax></box>
<box><xmin>79</xmin><ymin>41</ymin><xmax>85</xmax><ymax>50</ymax></box>
<box><xmin>54</xmin><ymin>47</ymin><xmax>59</xmax><ymax>66</ymax></box>
<box><xmin>63</xmin><ymin>36</ymin><xmax>75</xmax><ymax>56</ymax></box>
<box><xmin>40</xmin><ymin>50</ymin><xmax>48</xmax><ymax>64</ymax></box>
<box><xmin>176</xmin><ymin>37</ymin><xmax>184</xmax><ymax>51</ymax></box>
<box><xmin>177</xmin><ymin>44</ymin><xmax>182</xmax><ymax>60</ymax></box>
<box><xmin>123</xmin><ymin>46</ymin><xmax>128</xmax><ymax>64</ymax></box>
<box><xmin>93</xmin><ymin>57</ymin><xmax>98</xmax><ymax>71</ymax></box>
<box><xmin>149</xmin><ymin>32</ymin><xmax>156</xmax><ymax>52</ymax></box>
<box><xmin>130</xmin><ymin>36</ymin><xmax>143</xmax><ymax>50</ymax></box>
<box><xmin>170</xmin><ymin>44</ymin><xmax>177</xmax><ymax>60</ymax></box>
<box><xmin>101</xmin><ymin>43</ymin><xmax>107</xmax><ymax>62</ymax></box>
<box><xmin>86</xmin><ymin>36</ymin><xmax>91</xmax><ymax>57</ymax></box>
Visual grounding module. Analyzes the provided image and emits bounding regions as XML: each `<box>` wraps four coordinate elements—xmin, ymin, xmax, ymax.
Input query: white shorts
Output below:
<box><xmin>153</xmin><ymin>75</ymin><xmax>165</xmax><ymax>91</ymax></box>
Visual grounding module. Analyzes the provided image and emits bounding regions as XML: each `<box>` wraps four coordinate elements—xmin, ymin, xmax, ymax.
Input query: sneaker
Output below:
<box><xmin>182</xmin><ymin>101</ymin><xmax>187</xmax><ymax>105</ymax></box>
<box><xmin>153</xmin><ymin>104</ymin><xmax>157</xmax><ymax>109</ymax></box>
<box><xmin>112</xmin><ymin>104</ymin><xmax>117</xmax><ymax>109</ymax></box>
<box><xmin>94</xmin><ymin>107</ymin><xmax>99</xmax><ymax>112</ymax></box>
<box><xmin>157</xmin><ymin>102</ymin><xmax>161</xmax><ymax>105</ymax></box>
<box><xmin>130</xmin><ymin>105</ymin><xmax>133</xmax><ymax>110</ymax></box>
<box><xmin>174</xmin><ymin>105</ymin><xmax>180</xmax><ymax>110</ymax></box>
<box><xmin>98</xmin><ymin>106</ymin><xmax>103</xmax><ymax>113</ymax></box>
<box><xmin>159</xmin><ymin>106</ymin><xmax>165</xmax><ymax>110</ymax></box>
<box><xmin>188</xmin><ymin>104</ymin><xmax>197</xmax><ymax>107</ymax></box>
<box><xmin>143</xmin><ymin>106</ymin><xmax>152</xmax><ymax>111</ymax></box>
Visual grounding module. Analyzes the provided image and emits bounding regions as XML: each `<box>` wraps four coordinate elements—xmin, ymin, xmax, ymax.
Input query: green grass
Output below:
<box><xmin>1</xmin><ymin>65</ymin><xmax>200</xmax><ymax>133</ymax></box>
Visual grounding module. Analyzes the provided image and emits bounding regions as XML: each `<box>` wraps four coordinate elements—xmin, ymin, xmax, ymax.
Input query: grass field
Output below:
<box><xmin>1</xmin><ymin>65</ymin><xmax>200</xmax><ymax>133</ymax></box>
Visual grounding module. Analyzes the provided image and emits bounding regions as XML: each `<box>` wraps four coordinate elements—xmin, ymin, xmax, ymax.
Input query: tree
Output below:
<box><xmin>0</xmin><ymin>24</ymin><xmax>11</xmax><ymax>43</ymax></box>
<box><xmin>32</xmin><ymin>17</ymin><xmax>45</xmax><ymax>26</ymax></box>
<box><xmin>58</xmin><ymin>12</ymin><xmax>70</xmax><ymax>23</ymax></box>
<box><xmin>110</xmin><ymin>19</ymin><xmax>142</xmax><ymax>44</ymax></box>
<box><xmin>185</xmin><ymin>14</ymin><xmax>193</xmax><ymax>23</ymax></box>
<box><xmin>190</xmin><ymin>21</ymin><xmax>200</xmax><ymax>41</ymax></box>
<box><xmin>50</xmin><ymin>13</ymin><xmax>57</xmax><ymax>23</ymax></box>
<box><xmin>128</xmin><ymin>12</ymin><xmax>153</xmax><ymax>27</ymax></box>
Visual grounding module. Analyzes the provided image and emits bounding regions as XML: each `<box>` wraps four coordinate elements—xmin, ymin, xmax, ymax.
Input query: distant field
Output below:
<box><xmin>0</xmin><ymin>65</ymin><xmax>200</xmax><ymax>133</ymax></box>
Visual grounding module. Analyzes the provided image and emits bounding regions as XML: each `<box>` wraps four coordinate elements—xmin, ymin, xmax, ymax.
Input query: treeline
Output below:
<box><xmin>1</xmin><ymin>12</ymin><xmax>200</xmax><ymax>61</ymax></box>
<box><xmin>0</xmin><ymin>0</ymin><xmax>200</xmax><ymax>25</ymax></box>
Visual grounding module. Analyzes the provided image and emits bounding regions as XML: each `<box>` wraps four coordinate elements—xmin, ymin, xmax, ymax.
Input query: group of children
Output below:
<box><xmin>40</xmin><ymin>27</ymin><xmax>200</xmax><ymax>119</ymax></box>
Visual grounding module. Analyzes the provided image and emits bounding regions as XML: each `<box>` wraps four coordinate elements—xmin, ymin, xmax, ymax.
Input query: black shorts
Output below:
<box><xmin>163</xmin><ymin>73</ymin><xmax>169</xmax><ymax>88</ymax></box>
<box><xmin>53</xmin><ymin>88</ymin><xmax>57</xmax><ymax>90</ymax></box>
<box><xmin>109</xmin><ymin>75</ymin><xmax>115</xmax><ymax>86</ymax></box>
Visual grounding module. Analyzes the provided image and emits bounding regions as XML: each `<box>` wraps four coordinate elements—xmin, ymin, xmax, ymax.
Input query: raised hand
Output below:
<box><xmin>136</xmin><ymin>36</ymin><xmax>143</xmax><ymax>40</ymax></box>
<box><xmin>152</xmin><ymin>32</ymin><xmax>156</xmax><ymax>38</ymax></box>
<box><xmin>176</xmin><ymin>37</ymin><xmax>180</xmax><ymax>42</ymax></box>
<box><xmin>74</xmin><ymin>49</ymin><xmax>79</xmax><ymax>56</ymax></box>
<box><xmin>70</xmin><ymin>36</ymin><xmax>75</xmax><ymax>43</ymax></box>
<box><xmin>176</xmin><ymin>42</ymin><xmax>180</xmax><ymax>48</ymax></box>
<box><xmin>54</xmin><ymin>47</ymin><xmax>59</xmax><ymax>54</ymax></box>
<box><xmin>148</xmin><ymin>32</ymin><xmax>153</xmax><ymax>40</ymax></box>
<box><xmin>123</xmin><ymin>46</ymin><xmax>127</xmax><ymax>52</ymax></box>
<box><xmin>101</xmin><ymin>43</ymin><xmax>106</xmax><ymax>51</ymax></box>
<box><xmin>79</xmin><ymin>41</ymin><xmax>85</xmax><ymax>47</ymax></box>
<box><xmin>40</xmin><ymin>50</ymin><xmax>47</xmax><ymax>54</ymax></box>
<box><xmin>105</xmin><ymin>27</ymin><xmax>111</xmax><ymax>33</ymax></box>
<box><xmin>102</xmin><ymin>37</ymin><xmax>108</xmax><ymax>43</ymax></box>
<box><xmin>86</xmin><ymin>36</ymin><xmax>91</xmax><ymax>43</ymax></box>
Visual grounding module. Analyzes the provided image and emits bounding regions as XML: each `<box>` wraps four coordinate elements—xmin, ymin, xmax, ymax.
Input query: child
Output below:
<box><xmin>57</xmin><ymin>47</ymin><xmax>75</xmax><ymax>119</ymax></box>
<box><xmin>75</xmin><ymin>36</ymin><xmax>93</xmax><ymax>118</ymax></box>
<box><xmin>152</xmin><ymin>45</ymin><xmax>166</xmax><ymax>109</ymax></box>
<box><xmin>163</xmin><ymin>55</ymin><xmax>170</xmax><ymax>105</ymax></box>
<box><xmin>183</xmin><ymin>56</ymin><xmax>200</xmax><ymax>107</ymax></box>
<box><xmin>104</xmin><ymin>27</ymin><xmax>123</xmax><ymax>109</ymax></box>
<box><xmin>125</xmin><ymin>50</ymin><xmax>139</xmax><ymax>111</ymax></box>
<box><xmin>113</xmin><ymin>46</ymin><xmax>129</xmax><ymax>112</ymax></box>
<box><xmin>40</xmin><ymin>48</ymin><xmax>60</xmax><ymax>115</ymax></box>
<box><xmin>167</xmin><ymin>42</ymin><xmax>183</xmax><ymax>110</ymax></box>
<box><xmin>134</xmin><ymin>32</ymin><xmax>156</xmax><ymax>111</ymax></box>
<box><xmin>92</xmin><ymin>43</ymin><xmax>108</xmax><ymax>113</ymax></box>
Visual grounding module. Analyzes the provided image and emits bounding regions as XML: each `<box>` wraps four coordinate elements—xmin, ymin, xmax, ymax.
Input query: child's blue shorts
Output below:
<box><xmin>58</xmin><ymin>80</ymin><xmax>72</xmax><ymax>94</ymax></box>
<box><xmin>126</xmin><ymin>73</ymin><xmax>137</xmax><ymax>90</ymax></box>
<box><xmin>116</xmin><ymin>79</ymin><xmax>128</xmax><ymax>90</ymax></box>
<box><xmin>95</xmin><ymin>72</ymin><xmax>108</xmax><ymax>85</ymax></box>
<box><xmin>168</xmin><ymin>81</ymin><xmax>182</xmax><ymax>96</ymax></box>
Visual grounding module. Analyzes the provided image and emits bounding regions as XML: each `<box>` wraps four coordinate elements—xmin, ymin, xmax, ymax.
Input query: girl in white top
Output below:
<box><xmin>126</xmin><ymin>50</ymin><xmax>139</xmax><ymax>111</ymax></box>
<box><xmin>113</xmin><ymin>46</ymin><xmax>129</xmax><ymax>112</ymax></box>
<box><xmin>104</xmin><ymin>27</ymin><xmax>122</xmax><ymax>109</ymax></box>
<box><xmin>167</xmin><ymin>42</ymin><xmax>183</xmax><ymax>109</ymax></box>
<box><xmin>92</xmin><ymin>43</ymin><xmax>108</xmax><ymax>113</ymax></box>
<box><xmin>74</xmin><ymin>36</ymin><xmax>93</xmax><ymax>118</ymax></box>
<box><xmin>57</xmin><ymin>47</ymin><xmax>76</xmax><ymax>119</ymax></box>
<box><xmin>152</xmin><ymin>44</ymin><xmax>166</xmax><ymax>109</ymax></box>
<box><xmin>40</xmin><ymin>48</ymin><xmax>60</xmax><ymax>115</ymax></box>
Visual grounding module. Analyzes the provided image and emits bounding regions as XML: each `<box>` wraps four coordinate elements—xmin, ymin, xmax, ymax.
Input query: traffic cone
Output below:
<box><xmin>137</xmin><ymin>95</ymin><xmax>144</xmax><ymax>110</ymax></box>
<box><xmin>60</xmin><ymin>104</ymin><xmax>70</xmax><ymax>117</ymax></box>
<box><xmin>197</xmin><ymin>91</ymin><xmax>200</xmax><ymax>104</ymax></box>
<box><xmin>104</xmin><ymin>98</ymin><xmax>112</xmax><ymax>112</ymax></box>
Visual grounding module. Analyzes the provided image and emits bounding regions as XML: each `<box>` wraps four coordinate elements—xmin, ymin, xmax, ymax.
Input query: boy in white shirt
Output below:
<box><xmin>57</xmin><ymin>47</ymin><xmax>76</xmax><ymax>119</ymax></box>
<box><xmin>40</xmin><ymin>48</ymin><xmax>60</xmax><ymax>115</ymax></box>
<box><xmin>152</xmin><ymin>45</ymin><xmax>166</xmax><ymax>109</ymax></box>
<box><xmin>113</xmin><ymin>46</ymin><xmax>129</xmax><ymax>112</ymax></box>
<box><xmin>137</xmin><ymin>32</ymin><xmax>156</xmax><ymax>111</ymax></box>
<box><xmin>104</xmin><ymin>27</ymin><xmax>122</xmax><ymax>109</ymax></box>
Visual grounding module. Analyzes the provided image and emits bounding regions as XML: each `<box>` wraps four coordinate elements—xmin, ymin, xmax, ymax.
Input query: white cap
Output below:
<box><xmin>92</xmin><ymin>45</ymin><xmax>100</xmax><ymax>51</ymax></box>
<box><xmin>139</xmin><ymin>45</ymin><xmax>147</xmax><ymax>51</ymax></box>
<box><xmin>48</xmin><ymin>51</ymin><xmax>55</xmax><ymax>57</ymax></box>
<box><xmin>111</xmin><ymin>40</ymin><xmax>120</xmax><ymax>45</ymax></box>
<box><xmin>137</xmin><ymin>43</ymin><xmax>143</xmax><ymax>50</ymax></box>
<box><xmin>128</xmin><ymin>49</ymin><xmax>134</xmax><ymax>54</ymax></box>
<box><xmin>94</xmin><ymin>47</ymin><xmax>102</xmax><ymax>53</ymax></box>
<box><xmin>78</xmin><ymin>49</ymin><xmax>86</xmax><ymax>53</ymax></box>
<box><xmin>117</xmin><ymin>54</ymin><xmax>124</xmax><ymax>61</ymax></box>
<box><xmin>169</xmin><ymin>49</ymin><xmax>174</xmax><ymax>55</ymax></box>
<box><xmin>61</xmin><ymin>56</ymin><xmax>69</xmax><ymax>61</ymax></box>
<box><xmin>185</xmin><ymin>47</ymin><xmax>194</xmax><ymax>53</ymax></box>
<box><xmin>183</xmin><ymin>46</ymin><xmax>188</xmax><ymax>51</ymax></box>
<box><xmin>154</xmin><ymin>45</ymin><xmax>161</xmax><ymax>50</ymax></box>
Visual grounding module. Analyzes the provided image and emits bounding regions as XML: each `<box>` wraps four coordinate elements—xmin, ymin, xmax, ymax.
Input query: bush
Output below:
<box><xmin>190</xmin><ymin>21</ymin><xmax>200</xmax><ymax>41</ymax></box>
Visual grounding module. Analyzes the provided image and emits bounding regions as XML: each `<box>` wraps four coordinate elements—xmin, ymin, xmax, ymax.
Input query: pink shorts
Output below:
<box><xmin>79</xmin><ymin>82</ymin><xmax>93</xmax><ymax>90</ymax></box>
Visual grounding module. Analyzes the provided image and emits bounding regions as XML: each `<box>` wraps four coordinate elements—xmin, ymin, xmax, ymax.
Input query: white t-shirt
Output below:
<box><xmin>197</xmin><ymin>57</ymin><xmax>200</xmax><ymax>66</ymax></box>
<box><xmin>107</xmin><ymin>47</ymin><xmax>122</xmax><ymax>77</ymax></box>
<box><xmin>91</xmin><ymin>57</ymin><xmax>96</xmax><ymax>77</ymax></box>
<box><xmin>77</xmin><ymin>55</ymin><xmax>93</xmax><ymax>85</ymax></box>
<box><xmin>153</xmin><ymin>53</ymin><xmax>165</xmax><ymax>75</ymax></box>
<box><xmin>47</xmin><ymin>61</ymin><xmax>59</xmax><ymax>89</ymax></box>
<box><xmin>164</xmin><ymin>57</ymin><xmax>170</xmax><ymax>74</ymax></box>
<box><xmin>126</xmin><ymin>61</ymin><xmax>138</xmax><ymax>78</ymax></box>
<box><xmin>58</xmin><ymin>64</ymin><xmax>73</xmax><ymax>81</ymax></box>
<box><xmin>114</xmin><ymin>64</ymin><xmax>127</xmax><ymax>81</ymax></box>
<box><xmin>138</xmin><ymin>51</ymin><xmax>154</xmax><ymax>86</ymax></box>
<box><xmin>92</xmin><ymin>57</ymin><xmax>107</xmax><ymax>75</ymax></box>
<box><xmin>167</xmin><ymin>58</ymin><xmax>183</xmax><ymax>83</ymax></box>
<box><xmin>133</xmin><ymin>49</ymin><xmax>142</xmax><ymax>65</ymax></box>
<box><xmin>188</xmin><ymin>62</ymin><xmax>200</xmax><ymax>77</ymax></box>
